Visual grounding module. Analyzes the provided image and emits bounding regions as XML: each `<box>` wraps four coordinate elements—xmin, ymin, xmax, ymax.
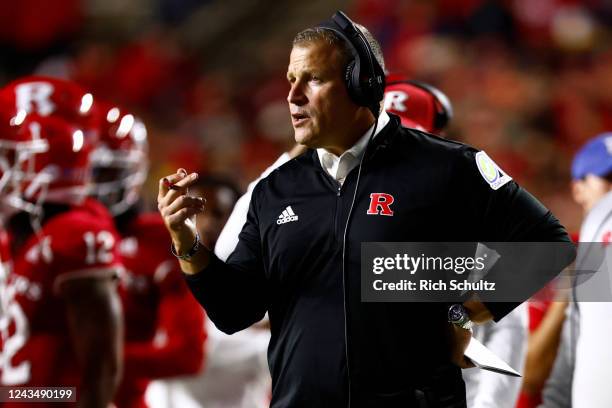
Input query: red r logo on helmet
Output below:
<box><xmin>367</xmin><ymin>193</ymin><xmax>395</xmax><ymax>216</ymax></box>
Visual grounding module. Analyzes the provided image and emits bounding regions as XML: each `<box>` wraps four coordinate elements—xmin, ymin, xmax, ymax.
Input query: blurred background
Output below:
<box><xmin>1</xmin><ymin>0</ymin><xmax>610</xmax><ymax>233</ymax></box>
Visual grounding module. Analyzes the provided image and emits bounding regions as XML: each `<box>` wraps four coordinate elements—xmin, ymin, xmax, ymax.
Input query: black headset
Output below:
<box><xmin>386</xmin><ymin>78</ymin><xmax>454</xmax><ymax>132</ymax></box>
<box><xmin>316</xmin><ymin>11</ymin><xmax>386</xmax><ymax>117</ymax></box>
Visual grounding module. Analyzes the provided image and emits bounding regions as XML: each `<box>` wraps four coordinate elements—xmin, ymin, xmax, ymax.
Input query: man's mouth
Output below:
<box><xmin>291</xmin><ymin>113</ymin><xmax>309</xmax><ymax>126</ymax></box>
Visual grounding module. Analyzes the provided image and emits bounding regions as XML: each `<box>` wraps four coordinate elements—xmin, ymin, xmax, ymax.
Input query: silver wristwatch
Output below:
<box><xmin>170</xmin><ymin>233</ymin><xmax>202</xmax><ymax>261</ymax></box>
<box><xmin>448</xmin><ymin>304</ymin><xmax>473</xmax><ymax>330</ymax></box>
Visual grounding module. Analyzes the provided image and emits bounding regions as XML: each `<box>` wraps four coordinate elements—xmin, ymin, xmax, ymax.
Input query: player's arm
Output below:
<box><xmin>123</xmin><ymin>274</ymin><xmax>206</xmax><ymax>378</ymax></box>
<box><xmin>522</xmin><ymin>300</ymin><xmax>567</xmax><ymax>394</ymax></box>
<box><xmin>60</xmin><ymin>275</ymin><xmax>123</xmax><ymax>408</ymax></box>
<box><xmin>537</xmin><ymin>300</ymin><xmax>577</xmax><ymax>408</ymax></box>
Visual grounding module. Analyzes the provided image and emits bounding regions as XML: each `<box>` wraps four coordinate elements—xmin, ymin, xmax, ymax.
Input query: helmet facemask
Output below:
<box><xmin>90</xmin><ymin>114</ymin><xmax>149</xmax><ymax>216</ymax></box>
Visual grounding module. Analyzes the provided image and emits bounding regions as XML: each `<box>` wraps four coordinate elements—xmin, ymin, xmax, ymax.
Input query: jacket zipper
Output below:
<box><xmin>336</xmin><ymin>181</ymin><xmax>352</xmax><ymax>408</ymax></box>
<box><xmin>330</xmin><ymin>178</ymin><xmax>352</xmax><ymax>408</ymax></box>
<box><xmin>333</xmin><ymin>184</ymin><xmax>341</xmax><ymax>243</ymax></box>
<box><xmin>334</xmin><ymin>179</ymin><xmax>351</xmax><ymax>408</ymax></box>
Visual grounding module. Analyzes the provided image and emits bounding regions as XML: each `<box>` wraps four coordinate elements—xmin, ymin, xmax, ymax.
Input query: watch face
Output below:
<box><xmin>448</xmin><ymin>304</ymin><xmax>465</xmax><ymax>322</ymax></box>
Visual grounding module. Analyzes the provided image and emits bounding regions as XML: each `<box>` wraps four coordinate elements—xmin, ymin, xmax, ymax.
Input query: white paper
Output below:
<box><xmin>465</xmin><ymin>337</ymin><xmax>522</xmax><ymax>377</ymax></box>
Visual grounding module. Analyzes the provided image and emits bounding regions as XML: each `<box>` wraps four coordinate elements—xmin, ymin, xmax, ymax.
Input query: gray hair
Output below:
<box><xmin>292</xmin><ymin>23</ymin><xmax>385</xmax><ymax>73</ymax></box>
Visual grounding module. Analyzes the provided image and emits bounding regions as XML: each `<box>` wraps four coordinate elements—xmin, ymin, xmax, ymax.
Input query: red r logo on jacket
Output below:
<box><xmin>367</xmin><ymin>193</ymin><xmax>395</xmax><ymax>216</ymax></box>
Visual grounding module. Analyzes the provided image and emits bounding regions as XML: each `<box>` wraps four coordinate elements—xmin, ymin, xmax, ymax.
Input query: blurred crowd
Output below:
<box><xmin>1</xmin><ymin>0</ymin><xmax>610</xmax><ymax>234</ymax></box>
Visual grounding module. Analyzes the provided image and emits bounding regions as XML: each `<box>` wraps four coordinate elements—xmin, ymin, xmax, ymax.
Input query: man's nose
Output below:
<box><xmin>287</xmin><ymin>82</ymin><xmax>307</xmax><ymax>105</ymax></box>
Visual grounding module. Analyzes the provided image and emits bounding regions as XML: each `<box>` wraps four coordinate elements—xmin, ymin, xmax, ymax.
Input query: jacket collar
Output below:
<box><xmin>306</xmin><ymin>112</ymin><xmax>402</xmax><ymax>169</ymax></box>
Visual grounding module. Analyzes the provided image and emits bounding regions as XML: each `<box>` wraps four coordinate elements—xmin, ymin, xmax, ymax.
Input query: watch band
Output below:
<box><xmin>457</xmin><ymin>318</ymin><xmax>473</xmax><ymax>331</ymax></box>
<box><xmin>170</xmin><ymin>233</ymin><xmax>201</xmax><ymax>261</ymax></box>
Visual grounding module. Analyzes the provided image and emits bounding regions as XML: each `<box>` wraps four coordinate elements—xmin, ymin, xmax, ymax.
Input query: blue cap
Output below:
<box><xmin>572</xmin><ymin>132</ymin><xmax>612</xmax><ymax>180</ymax></box>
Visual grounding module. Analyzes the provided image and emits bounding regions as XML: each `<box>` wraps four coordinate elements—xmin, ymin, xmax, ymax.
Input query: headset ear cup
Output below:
<box><xmin>344</xmin><ymin>61</ymin><xmax>354</xmax><ymax>91</ymax></box>
<box><xmin>368</xmin><ymin>70</ymin><xmax>385</xmax><ymax>114</ymax></box>
<box><xmin>317</xmin><ymin>12</ymin><xmax>384</xmax><ymax>116</ymax></box>
<box><xmin>345</xmin><ymin>60</ymin><xmax>361</xmax><ymax>105</ymax></box>
<box><xmin>348</xmin><ymin>59</ymin><xmax>372</xmax><ymax>108</ymax></box>
<box><xmin>433</xmin><ymin>99</ymin><xmax>451</xmax><ymax>131</ymax></box>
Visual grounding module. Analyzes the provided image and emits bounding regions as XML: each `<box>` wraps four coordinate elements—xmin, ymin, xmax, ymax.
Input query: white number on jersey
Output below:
<box><xmin>84</xmin><ymin>231</ymin><xmax>115</xmax><ymax>265</ymax></box>
<box><xmin>24</xmin><ymin>236</ymin><xmax>53</xmax><ymax>265</ymax></box>
<box><xmin>0</xmin><ymin>275</ymin><xmax>31</xmax><ymax>385</ymax></box>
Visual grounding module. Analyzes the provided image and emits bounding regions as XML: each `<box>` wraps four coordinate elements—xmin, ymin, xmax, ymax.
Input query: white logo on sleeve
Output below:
<box><xmin>475</xmin><ymin>151</ymin><xmax>512</xmax><ymax>190</ymax></box>
<box><xmin>277</xmin><ymin>206</ymin><xmax>299</xmax><ymax>225</ymax></box>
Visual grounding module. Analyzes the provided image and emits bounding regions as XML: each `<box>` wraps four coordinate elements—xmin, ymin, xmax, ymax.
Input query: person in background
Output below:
<box><xmin>539</xmin><ymin>132</ymin><xmax>612</xmax><ymax>408</ymax></box>
<box><xmin>0</xmin><ymin>77</ymin><xmax>123</xmax><ymax>408</ymax></box>
<box><xmin>89</xmin><ymin>102</ymin><xmax>206</xmax><ymax>408</ymax></box>
<box><xmin>517</xmin><ymin>295</ymin><xmax>567</xmax><ymax>408</ymax></box>
<box><xmin>190</xmin><ymin>176</ymin><xmax>241</xmax><ymax>250</ymax></box>
<box><xmin>383</xmin><ymin>74</ymin><xmax>453</xmax><ymax>135</ymax></box>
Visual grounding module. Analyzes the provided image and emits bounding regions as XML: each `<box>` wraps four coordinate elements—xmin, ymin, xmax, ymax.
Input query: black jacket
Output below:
<box><xmin>185</xmin><ymin>114</ymin><xmax>573</xmax><ymax>407</ymax></box>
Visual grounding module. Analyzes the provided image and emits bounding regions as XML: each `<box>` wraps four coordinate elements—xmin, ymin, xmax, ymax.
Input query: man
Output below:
<box><xmin>161</xmin><ymin>77</ymin><xmax>455</xmax><ymax>408</ymax></box>
<box><xmin>539</xmin><ymin>132</ymin><xmax>612</xmax><ymax>408</ymax></box>
<box><xmin>0</xmin><ymin>78</ymin><xmax>123</xmax><ymax>408</ymax></box>
<box><xmin>88</xmin><ymin>102</ymin><xmax>206</xmax><ymax>408</ymax></box>
<box><xmin>157</xmin><ymin>12</ymin><xmax>573</xmax><ymax>407</ymax></box>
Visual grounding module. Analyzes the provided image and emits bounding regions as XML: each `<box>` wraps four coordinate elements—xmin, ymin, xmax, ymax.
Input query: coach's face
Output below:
<box><xmin>287</xmin><ymin>41</ymin><xmax>358</xmax><ymax>151</ymax></box>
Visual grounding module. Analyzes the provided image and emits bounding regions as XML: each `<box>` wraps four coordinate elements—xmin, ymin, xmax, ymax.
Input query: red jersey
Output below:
<box><xmin>114</xmin><ymin>212</ymin><xmax>206</xmax><ymax>408</ymax></box>
<box><xmin>0</xmin><ymin>227</ymin><xmax>12</xmax><ymax>346</ymax></box>
<box><xmin>0</xmin><ymin>199</ymin><xmax>121</xmax><ymax>395</ymax></box>
<box><xmin>0</xmin><ymin>227</ymin><xmax>10</xmax><ymax>279</ymax></box>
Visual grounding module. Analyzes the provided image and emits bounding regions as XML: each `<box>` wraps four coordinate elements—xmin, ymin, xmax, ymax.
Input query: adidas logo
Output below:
<box><xmin>277</xmin><ymin>206</ymin><xmax>299</xmax><ymax>225</ymax></box>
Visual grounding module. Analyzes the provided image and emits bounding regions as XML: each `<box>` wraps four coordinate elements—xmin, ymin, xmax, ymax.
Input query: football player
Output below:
<box><xmin>0</xmin><ymin>77</ymin><xmax>123</xmax><ymax>408</ymax></box>
<box><xmin>89</xmin><ymin>102</ymin><xmax>206</xmax><ymax>408</ymax></box>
